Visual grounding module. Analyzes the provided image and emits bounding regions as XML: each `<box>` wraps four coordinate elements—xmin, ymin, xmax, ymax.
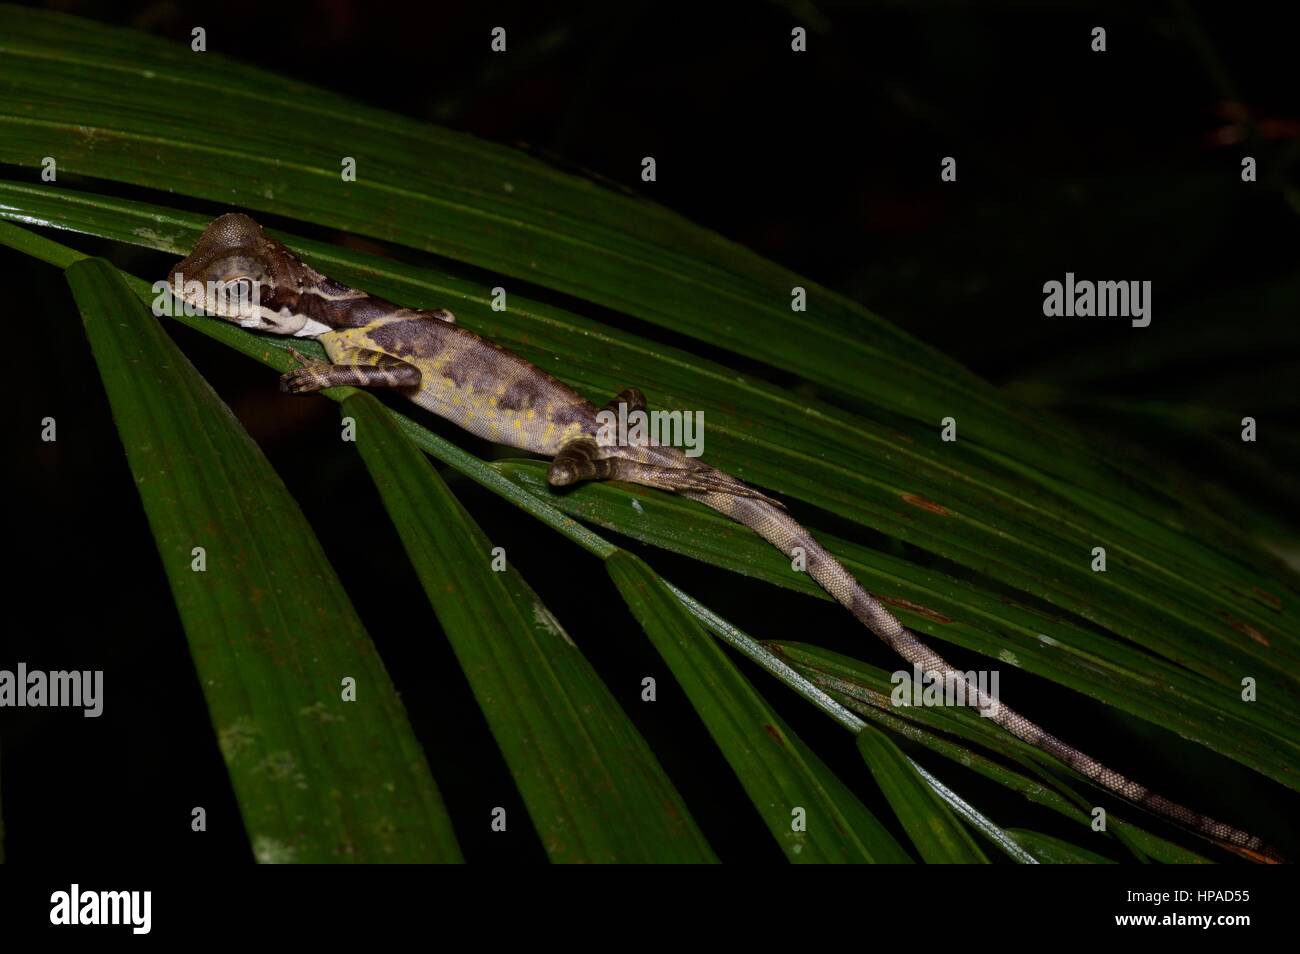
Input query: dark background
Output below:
<box><xmin>4</xmin><ymin>0</ymin><xmax>1298</xmax><ymax>863</ymax></box>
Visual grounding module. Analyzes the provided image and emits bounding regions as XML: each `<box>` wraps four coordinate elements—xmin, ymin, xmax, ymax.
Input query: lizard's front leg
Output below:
<box><xmin>279</xmin><ymin>346</ymin><xmax>420</xmax><ymax>394</ymax></box>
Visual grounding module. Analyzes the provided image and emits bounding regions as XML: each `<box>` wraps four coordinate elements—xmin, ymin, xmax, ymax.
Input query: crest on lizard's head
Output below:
<box><xmin>168</xmin><ymin>212</ymin><xmax>319</xmax><ymax>335</ymax></box>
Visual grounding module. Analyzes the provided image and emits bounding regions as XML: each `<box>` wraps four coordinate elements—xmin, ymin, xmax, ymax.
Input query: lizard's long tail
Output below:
<box><xmin>682</xmin><ymin>487</ymin><xmax>1281</xmax><ymax>862</ymax></box>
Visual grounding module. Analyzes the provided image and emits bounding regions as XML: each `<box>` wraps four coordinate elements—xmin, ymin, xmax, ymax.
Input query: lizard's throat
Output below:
<box><xmin>261</xmin><ymin>306</ymin><xmax>332</xmax><ymax>338</ymax></box>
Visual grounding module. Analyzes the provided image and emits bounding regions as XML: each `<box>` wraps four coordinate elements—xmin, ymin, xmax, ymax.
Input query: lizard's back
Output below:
<box><xmin>321</xmin><ymin>312</ymin><xmax>599</xmax><ymax>454</ymax></box>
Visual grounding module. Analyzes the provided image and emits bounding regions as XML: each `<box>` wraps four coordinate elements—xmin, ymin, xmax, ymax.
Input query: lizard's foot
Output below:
<box><xmin>278</xmin><ymin>346</ymin><xmax>331</xmax><ymax>393</ymax></box>
<box><xmin>279</xmin><ymin>363</ymin><xmax>334</xmax><ymax>394</ymax></box>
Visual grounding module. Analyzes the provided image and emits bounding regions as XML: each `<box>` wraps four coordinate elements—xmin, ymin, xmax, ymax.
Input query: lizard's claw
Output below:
<box><xmin>279</xmin><ymin>364</ymin><xmax>329</xmax><ymax>394</ymax></box>
<box><xmin>285</xmin><ymin>345</ymin><xmax>313</xmax><ymax>367</ymax></box>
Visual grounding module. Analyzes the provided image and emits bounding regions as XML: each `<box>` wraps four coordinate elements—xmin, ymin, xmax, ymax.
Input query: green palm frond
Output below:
<box><xmin>2</xmin><ymin>4</ymin><xmax>1295</xmax><ymax>864</ymax></box>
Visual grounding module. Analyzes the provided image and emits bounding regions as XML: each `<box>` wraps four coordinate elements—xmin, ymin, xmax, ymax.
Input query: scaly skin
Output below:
<box><xmin>170</xmin><ymin>213</ymin><xmax>1282</xmax><ymax>862</ymax></box>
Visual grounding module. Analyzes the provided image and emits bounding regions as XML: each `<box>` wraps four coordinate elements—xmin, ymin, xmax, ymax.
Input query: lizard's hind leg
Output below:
<box><xmin>547</xmin><ymin>436</ymin><xmax>784</xmax><ymax>506</ymax></box>
<box><xmin>602</xmin><ymin>387</ymin><xmax>646</xmax><ymax>415</ymax></box>
<box><xmin>545</xmin><ymin>437</ymin><xmax>613</xmax><ymax>485</ymax></box>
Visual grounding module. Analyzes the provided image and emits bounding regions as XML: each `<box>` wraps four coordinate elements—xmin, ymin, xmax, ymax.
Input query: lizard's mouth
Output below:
<box><xmin>165</xmin><ymin>276</ymin><xmax>318</xmax><ymax>338</ymax></box>
<box><xmin>167</xmin><ymin>266</ymin><xmax>266</xmax><ymax>327</ymax></box>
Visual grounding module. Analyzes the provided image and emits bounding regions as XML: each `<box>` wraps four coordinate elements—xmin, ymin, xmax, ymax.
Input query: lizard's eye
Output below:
<box><xmin>219</xmin><ymin>277</ymin><xmax>258</xmax><ymax>314</ymax></box>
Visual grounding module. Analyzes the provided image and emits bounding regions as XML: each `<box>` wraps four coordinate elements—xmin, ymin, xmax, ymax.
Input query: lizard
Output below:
<box><xmin>168</xmin><ymin>212</ymin><xmax>1281</xmax><ymax>863</ymax></box>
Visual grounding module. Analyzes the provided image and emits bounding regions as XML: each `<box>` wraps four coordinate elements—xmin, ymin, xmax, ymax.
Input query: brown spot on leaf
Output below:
<box><xmin>762</xmin><ymin>724</ymin><xmax>785</xmax><ymax>747</ymax></box>
<box><xmin>900</xmin><ymin>493</ymin><xmax>950</xmax><ymax>516</ymax></box>
<box><xmin>878</xmin><ymin>595</ymin><xmax>953</xmax><ymax>624</ymax></box>
<box><xmin>1224</xmin><ymin>614</ymin><xmax>1271</xmax><ymax>646</ymax></box>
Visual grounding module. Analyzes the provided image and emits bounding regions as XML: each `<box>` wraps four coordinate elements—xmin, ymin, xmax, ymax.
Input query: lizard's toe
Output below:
<box><xmin>279</xmin><ymin>369</ymin><xmax>319</xmax><ymax>394</ymax></box>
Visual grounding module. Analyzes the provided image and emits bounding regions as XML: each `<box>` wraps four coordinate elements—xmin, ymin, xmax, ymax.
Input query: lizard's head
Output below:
<box><xmin>168</xmin><ymin>213</ymin><xmax>319</xmax><ymax>335</ymax></box>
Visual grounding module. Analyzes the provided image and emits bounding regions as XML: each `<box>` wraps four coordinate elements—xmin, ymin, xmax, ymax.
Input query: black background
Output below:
<box><xmin>3</xmin><ymin>0</ymin><xmax>1298</xmax><ymax>864</ymax></box>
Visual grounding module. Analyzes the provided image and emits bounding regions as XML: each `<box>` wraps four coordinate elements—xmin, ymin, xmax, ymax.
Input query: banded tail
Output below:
<box><xmin>681</xmin><ymin>486</ymin><xmax>1282</xmax><ymax>863</ymax></box>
